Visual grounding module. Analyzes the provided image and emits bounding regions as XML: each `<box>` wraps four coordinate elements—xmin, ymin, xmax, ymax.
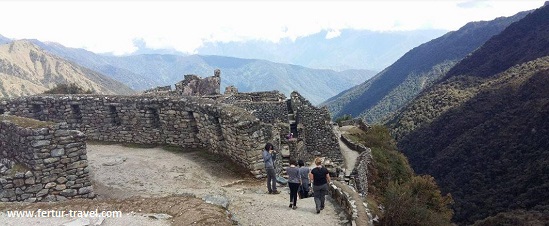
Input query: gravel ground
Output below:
<box><xmin>0</xmin><ymin>144</ymin><xmax>347</xmax><ymax>225</ymax></box>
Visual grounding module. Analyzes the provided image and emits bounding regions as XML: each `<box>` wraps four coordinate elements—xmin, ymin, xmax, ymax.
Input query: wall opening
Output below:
<box><xmin>71</xmin><ymin>104</ymin><xmax>83</xmax><ymax>123</ymax></box>
<box><xmin>109</xmin><ymin>106</ymin><xmax>121</xmax><ymax>126</ymax></box>
<box><xmin>31</xmin><ymin>104</ymin><xmax>43</xmax><ymax>120</ymax></box>
<box><xmin>215</xmin><ymin>117</ymin><xmax>224</xmax><ymax>141</ymax></box>
<box><xmin>147</xmin><ymin>108</ymin><xmax>160</xmax><ymax>128</ymax></box>
<box><xmin>187</xmin><ymin>111</ymin><xmax>199</xmax><ymax>133</ymax></box>
<box><xmin>0</xmin><ymin>108</ymin><xmax>4</xmax><ymax>115</ymax></box>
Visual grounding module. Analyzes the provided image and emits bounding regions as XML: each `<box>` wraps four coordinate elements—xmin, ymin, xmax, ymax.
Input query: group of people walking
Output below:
<box><xmin>262</xmin><ymin>143</ymin><xmax>331</xmax><ymax>214</ymax></box>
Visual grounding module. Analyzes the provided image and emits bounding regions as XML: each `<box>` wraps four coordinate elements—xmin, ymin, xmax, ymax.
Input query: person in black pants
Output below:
<box><xmin>286</xmin><ymin>159</ymin><xmax>300</xmax><ymax>209</ymax></box>
<box><xmin>309</xmin><ymin>157</ymin><xmax>331</xmax><ymax>214</ymax></box>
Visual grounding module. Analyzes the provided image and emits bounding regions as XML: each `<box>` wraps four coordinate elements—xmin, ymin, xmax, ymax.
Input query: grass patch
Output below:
<box><xmin>1</xmin><ymin>115</ymin><xmax>54</xmax><ymax>129</ymax></box>
<box><xmin>343</xmin><ymin>133</ymin><xmax>362</xmax><ymax>144</ymax></box>
<box><xmin>6</xmin><ymin>162</ymin><xmax>31</xmax><ymax>177</ymax></box>
<box><xmin>87</xmin><ymin>140</ymin><xmax>158</xmax><ymax>149</ymax></box>
<box><xmin>365</xmin><ymin>196</ymin><xmax>382</xmax><ymax>219</ymax></box>
<box><xmin>122</xmin><ymin>143</ymin><xmax>158</xmax><ymax>149</ymax></box>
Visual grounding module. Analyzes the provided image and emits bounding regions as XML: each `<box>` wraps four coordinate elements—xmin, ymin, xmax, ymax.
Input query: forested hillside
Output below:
<box><xmin>322</xmin><ymin>10</ymin><xmax>529</xmax><ymax>123</ymax></box>
<box><xmin>388</xmin><ymin>4</ymin><xmax>549</xmax><ymax>224</ymax></box>
<box><xmin>343</xmin><ymin>125</ymin><xmax>453</xmax><ymax>226</ymax></box>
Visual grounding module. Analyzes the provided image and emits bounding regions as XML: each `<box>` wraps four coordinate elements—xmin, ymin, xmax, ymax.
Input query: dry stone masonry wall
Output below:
<box><xmin>0</xmin><ymin>117</ymin><xmax>94</xmax><ymax>202</ymax></box>
<box><xmin>0</xmin><ymin>68</ymin><xmax>344</xmax><ymax>181</ymax></box>
<box><xmin>290</xmin><ymin>92</ymin><xmax>342</xmax><ymax>164</ymax></box>
<box><xmin>1</xmin><ymin>95</ymin><xmax>274</xmax><ymax>178</ymax></box>
<box><xmin>342</xmin><ymin>135</ymin><xmax>373</xmax><ymax>197</ymax></box>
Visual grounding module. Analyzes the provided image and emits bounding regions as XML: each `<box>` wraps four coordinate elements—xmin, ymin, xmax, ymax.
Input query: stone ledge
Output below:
<box><xmin>329</xmin><ymin>180</ymin><xmax>373</xmax><ymax>226</ymax></box>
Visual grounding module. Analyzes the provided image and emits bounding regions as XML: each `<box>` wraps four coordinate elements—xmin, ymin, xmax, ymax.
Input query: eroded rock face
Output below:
<box><xmin>175</xmin><ymin>70</ymin><xmax>220</xmax><ymax>96</ymax></box>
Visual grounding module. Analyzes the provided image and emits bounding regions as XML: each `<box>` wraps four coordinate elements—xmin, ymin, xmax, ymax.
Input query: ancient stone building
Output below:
<box><xmin>0</xmin><ymin>69</ymin><xmax>343</xmax><ymax>202</ymax></box>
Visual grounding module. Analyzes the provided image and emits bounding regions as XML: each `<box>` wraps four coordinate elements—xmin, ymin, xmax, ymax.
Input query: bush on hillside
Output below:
<box><xmin>43</xmin><ymin>83</ymin><xmax>93</xmax><ymax>94</ymax></box>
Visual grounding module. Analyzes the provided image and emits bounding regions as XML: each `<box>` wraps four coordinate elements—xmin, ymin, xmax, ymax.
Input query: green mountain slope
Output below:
<box><xmin>322</xmin><ymin>11</ymin><xmax>530</xmax><ymax>123</ymax></box>
<box><xmin>389</xmin><ymin>4</ymin><xmax>549</xmax><ymax>224</ymax></box>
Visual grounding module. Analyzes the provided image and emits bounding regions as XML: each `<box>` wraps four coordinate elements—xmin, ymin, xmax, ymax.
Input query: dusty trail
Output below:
<box><xmin>0</xmin><ymin>144</ymin><xmax>348</xmax><ymax>226</ymax></box>
<box><xmin>334</xmin><ymin>125</ymin><xmax>361</xmax><ymax>176</ymax></box>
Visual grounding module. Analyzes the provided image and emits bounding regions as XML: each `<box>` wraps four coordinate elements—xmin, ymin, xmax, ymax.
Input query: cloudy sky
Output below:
<box><xmin>0</xmin><ymin>0</ymin><xmax>545</xmax><ymax>55</ymax></box>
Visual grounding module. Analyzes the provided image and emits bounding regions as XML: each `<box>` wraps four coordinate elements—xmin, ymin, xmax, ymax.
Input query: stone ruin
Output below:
<box><xmin>0</xmin><ymin>116</ymin><xmax>94</xmax><ymax>202</ymax></box>
<box><xmin>0</xmin><ymin>69</ymin><xmax>343</xmax><ymax>203</ymax></box>
<box><xmin>144</xmin><ymin>69</ymin><xmax>221</xmax><ymax>96</ymax></box>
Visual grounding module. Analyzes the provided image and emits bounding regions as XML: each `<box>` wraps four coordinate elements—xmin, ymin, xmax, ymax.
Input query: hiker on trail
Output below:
<box><xmin>297</xmin><ymin>159</ymin><xmax>310</xmax><ymax>199</ymax></box>
<box><xmin>262</xmin><ymin>142</ymin><xmax>280</xmax><ymax>194</ymax></box>
<box><xmin>286</xmin><ymin>159</ymin><xmax>300</xmax><ymax>209</ymax></box>
<box><xmin>310</xmin><ymin>157</ymin><xmax>330</xmax><ymax>214</ymax></box>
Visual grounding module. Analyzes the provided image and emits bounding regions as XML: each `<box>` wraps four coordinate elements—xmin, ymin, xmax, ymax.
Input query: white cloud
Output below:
<box><xmin>0</xmin><ymin>0</ymin><xmax>545</xmax><ymax>55</ymax></box>
<box><xmin>326</xmin><ymin>30</ymin><xmax>341</xmax><ymax>39</ymax></box>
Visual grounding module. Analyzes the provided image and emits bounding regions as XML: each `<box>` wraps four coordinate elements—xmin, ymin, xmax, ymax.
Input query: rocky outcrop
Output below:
<box><xmin>175</xmin><ymin>69</ymin><xmax>220</xmax><ymax>96</ymax></box>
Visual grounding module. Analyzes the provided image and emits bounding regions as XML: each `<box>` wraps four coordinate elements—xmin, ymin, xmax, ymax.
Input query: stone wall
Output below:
<box><xmin>339</xmin><ymin>118</ymin><xmax>370</xmax><ymax>131</ymax></box>
<box><xmin>329</xmin><ymin>181</ymin><xmax>373</xmax><ymax>226</ymax></box>
<box><xmin>225</xmin><ymin>91</ymin><xmax>286</xmax><ymax>102</ymax></box>
<box><xmin>0</xmin><ymin>89</ymin><xmax>343</xmax><ymax>179</ymax></box>
<box><xmin>1</xmin><ymin>95</ymin><xmax>273</xmax><ymax>178</ymax></box>
<box><xmin>221</xmin><ymin>91</ymin><xmax>288</xmax><ymax>124</ymax></box>
<box><xmin>143</xmin><ymin>85</ymin><xmax>172</xmax><ymax>94</ymax></box>
<box><xmin>0</xmin><ymin>117</ymin><xmax>94</xmax><ymax>202</ymax></box>
<box><xmin>342</xmin><ymin>134</ymin><xmax>373</xmax><ymax>197</ymax></box>
<box><xmin>233</xmin><ymin>101</ymin><xmax>287</xmax><ymax>124</ymax></box>
<box><xmin>290</xmin><ymin>92</ymin><xmax>342</xmax><ymax>164</ymax></box>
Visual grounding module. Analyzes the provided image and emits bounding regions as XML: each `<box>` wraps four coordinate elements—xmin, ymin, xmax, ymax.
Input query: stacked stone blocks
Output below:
<box><xmin>0</xmin><ymin>118</ymin><xmax>94</xmax><ymax>202</ymax></box>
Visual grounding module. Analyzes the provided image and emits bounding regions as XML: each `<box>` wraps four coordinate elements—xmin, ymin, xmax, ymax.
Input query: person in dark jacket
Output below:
<box><xmin>262</xmin><ymin>142</ymin><xmax>279</xmax><ymax>194</ymax></box>
<box><xmin>309</xmin><ymin>157</ymin><xmax>330</xmax><ymax>214</ymax></box>
<box><xmin>297</xmin><ymin>159</ymin><xmax>310</xmax><ymax>198</ymax></box>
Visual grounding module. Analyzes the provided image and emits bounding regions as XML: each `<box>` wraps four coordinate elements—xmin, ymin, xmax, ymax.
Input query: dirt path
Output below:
<box><xmin>1</xmin><ymin>144</ymin><xmax>348</xmax><ymax>225</ymax></box>
<box><xmin>334</xmin><ymin>125</ymin><xmax>360</xmax><ymax>176</ymax></box>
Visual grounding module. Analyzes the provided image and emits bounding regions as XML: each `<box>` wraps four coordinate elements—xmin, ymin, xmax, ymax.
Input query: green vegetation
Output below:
<box><xmin>43</xmin><ymin>83</ymin><xmax>93</xmax><ymax>94</ymax></box>
<box><xmin>382</xmin><ymin>176</ymin><xmax>454</xmax><ymax>226</ymax></box>
<box><xmin>347</xmin><ymin>125</ymin><xmax>453</xmax><ymax>225</ymax></box>
<box><xmin>324</xmin><ymin>11</ymin><xmax>528</xmax><ymax>124</ymax></box>
<box><xmin>1</xmin><ymin>115</ymin><xmax>54</xmax><ymax>129</ymax></box>
<box><xmin>473</xmin><ymin>210</ymin><xmax>549</xmax><ymax>226</ymax></box>
<box><xmin>6</xmin><ymin>162</ymin><xmax>31</xmax><ymax>177</ymax></box>
<box><xmin>334</xmin><ymin>114</ymin><xmax>352</xmax><ymax>125</ymax></box>
<box><xmin>387</xmin><ymin>5</ymin><xmax>549</xmax><ymax>223</ymax></box>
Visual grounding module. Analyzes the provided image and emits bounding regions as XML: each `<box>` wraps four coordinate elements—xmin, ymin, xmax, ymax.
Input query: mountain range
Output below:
<box><xmin>1</xmin><ymin>2</ymin><xmax>548</xmax><ymax>224</ymax></box>
<box><xmin>0</xmin><ymin>28</ymin><xmax>446</xmax><ymax>104</ymax></box>
<box><xmin>20</xmin><ymin>40</ymin><xmax>376</xmax><ymax>104</ymax></box>
<box><xmin>386</xmin><ymin>3</ymin><xmax>549</xmax><ymax>224</ymax></box>
<box><xmin>0</xmin><ymin>40</ymin><xmax>133</xmax><ymax>98</ymax></box>
<box><xmin>322</xmin><ymin>10</ymin><xmax>531</xmax><ymax>123</ymax></box>
<box><xmin>196</xmin><ymin>29</ymin><xmax>447</xmax><ymax>71</ymax></box>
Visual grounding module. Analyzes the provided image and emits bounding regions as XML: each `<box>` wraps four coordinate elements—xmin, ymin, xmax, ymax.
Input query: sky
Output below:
<box><xmin>0</xmin><ymin>0</ymin><xmax>546</xmax><ymax>55</ymax></box>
